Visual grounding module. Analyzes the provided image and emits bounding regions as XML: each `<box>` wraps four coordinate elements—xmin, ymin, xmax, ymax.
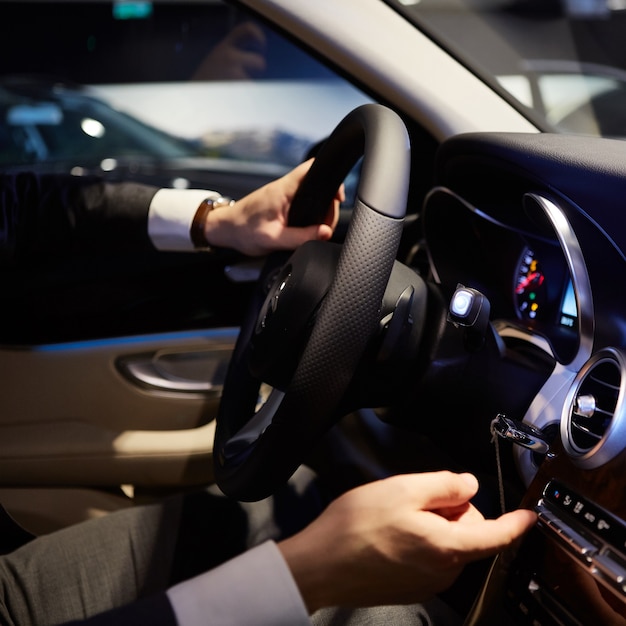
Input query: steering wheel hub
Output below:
<box><xmin>250</xmin><ymin>241</ymin><xmax>340</xmax><ymax>390</ymax></box>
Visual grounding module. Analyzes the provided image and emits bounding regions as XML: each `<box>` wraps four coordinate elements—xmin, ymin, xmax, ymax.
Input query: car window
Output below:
<box><xmin>389</xmin><ymin>0</ymin><xmax>626</xmax><ymax>139</ymax></box>
<box><xmin>0</xmin><ymin>0</ymin><xmax>373</xmax><ymax>345</ymax></box>
<box><xmin>0</xmin><ymin>0</ymin><xmax>372</xmax><ymax>182</ymax></box>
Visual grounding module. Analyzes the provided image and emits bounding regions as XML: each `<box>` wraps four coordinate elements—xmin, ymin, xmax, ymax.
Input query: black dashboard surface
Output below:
<box><xmin>428</xmin><ymin>132</ymin><xmax>626</xmax><ymax>359</ymax></box>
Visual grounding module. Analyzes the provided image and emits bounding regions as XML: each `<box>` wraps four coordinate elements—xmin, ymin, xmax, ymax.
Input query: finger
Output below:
<box><xmin>268</xmin><ymin>224</ymin><xmax>328</xmax><ymax>251</ymax></box>
<box><xmin>401</xmin><ymin>471</ymin><xmax>480</xmax><ymax>511</ymax></box>
<box><xmin>433</xmin><ymin>501</ymin><xmax>482</xmax><ymax>523</ymax></box>
<box><xmin>316</xmin><ymin>223</ymin><xmax>334</xmax><ymax>241</ymax></box>
<box><xmin>321</xmin><ymin>199</ymin><xmax>340</xmax><ymax>232</ymax></box>
<box><xmin>328</xmin><ymin>185</ymin><xmax>344</xmax><ymax>227</ymax></box>
<box><xmin>283</xmin><ymin>159</ymin><xmax>314</xmax><ymax>195</ymax></box>
<box><xmin>284</xmin><ymin>160</ymin><xmax>343</xmax><ymax>229</ymax></box>
<box><xmin>451</xmin><ymin>509</ymin><xmax>537</xmax><ymax>561</ymax></box>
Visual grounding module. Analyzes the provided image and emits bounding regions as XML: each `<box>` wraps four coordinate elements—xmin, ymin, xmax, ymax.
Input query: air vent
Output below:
<box><xmin>561</xmin><ymin>348</ymin><xmax>626</xmax><ymax>469</ymax></box>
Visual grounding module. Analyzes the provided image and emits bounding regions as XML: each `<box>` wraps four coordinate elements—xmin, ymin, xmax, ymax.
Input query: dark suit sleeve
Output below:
<box><xmin>0</xmin><ymin>171</ymin><xmax>159</xmax><ymax>265</ymax></box>
<box><xmin>65</xmin><ymin>594</ymin><xmax>178</xmax><ymax>626</ymax></box>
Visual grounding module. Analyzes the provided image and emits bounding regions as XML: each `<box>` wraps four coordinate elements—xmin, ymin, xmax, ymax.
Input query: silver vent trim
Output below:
<box><xmin>561</xmin><ymin>347</ymin><xmax>626</xmax><ymax>469</ymax></box>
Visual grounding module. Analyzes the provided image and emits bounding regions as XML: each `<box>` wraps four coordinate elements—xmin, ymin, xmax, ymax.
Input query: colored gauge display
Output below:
<box><xmin>515</xmin><ymin>248</ymin><xmax>545</xmax><ymax>320</ymax></box>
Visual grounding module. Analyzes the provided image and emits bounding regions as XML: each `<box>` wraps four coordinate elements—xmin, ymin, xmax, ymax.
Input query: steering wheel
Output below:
<box><xmin>214</xmin><ymin>104</ymin><xmax>411</xmax><ymax>501</ymax></box>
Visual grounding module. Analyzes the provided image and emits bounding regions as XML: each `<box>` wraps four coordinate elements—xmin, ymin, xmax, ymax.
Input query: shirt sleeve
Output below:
<box><xmin>148</xmin><ymin>188</ymin><xmax>220</xmax><ymax>252</ymax></box>
<box><xmin>166</xmin><ymin>541</ymin><xmax>311</xmax><ymax>626</ymax></box>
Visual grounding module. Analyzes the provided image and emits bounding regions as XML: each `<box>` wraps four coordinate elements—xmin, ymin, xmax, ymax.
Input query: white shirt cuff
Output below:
<box><xmin>148</xmin><ymin>188</ymin><xmax>220</xmax><ymax>251</ymax></box>
<box><xmin>166</xmin><ymin>541</ymin><xmax>310</xmax><ymax>626</ymax></box>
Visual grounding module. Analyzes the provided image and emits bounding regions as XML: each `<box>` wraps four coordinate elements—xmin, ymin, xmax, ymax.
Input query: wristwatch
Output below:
<box><xmin>191</xmin><ymin>196</ymin><xmax>235</xmax><ymax>249</ymax></box>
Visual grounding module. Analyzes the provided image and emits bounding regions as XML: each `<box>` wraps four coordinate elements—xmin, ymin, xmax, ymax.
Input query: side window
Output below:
<box><xmin>0</xmin><ymin>0</ymin><xmax>372</xmax><ymax>343</ymax></box>
<box><xmin>0</xmin><ymin>0</ymin><xmax>372</xmax><ymax>185</ymax></box>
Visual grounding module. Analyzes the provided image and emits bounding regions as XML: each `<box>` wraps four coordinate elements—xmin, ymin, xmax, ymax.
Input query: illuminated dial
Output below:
<box><xmin>515</xmin><ymin>248</ymin><xmax>545</xmax><ymax>320</ymax></box>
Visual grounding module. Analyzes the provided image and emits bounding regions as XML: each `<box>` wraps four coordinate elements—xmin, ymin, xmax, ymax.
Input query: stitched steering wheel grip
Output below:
<box><xmin>214</xmin><ymin>104</ymin><xmax>411</xmax><ymax>501</ymax></box>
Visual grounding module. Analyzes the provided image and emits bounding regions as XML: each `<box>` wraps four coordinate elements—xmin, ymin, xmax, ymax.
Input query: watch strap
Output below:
<box><xmin>191</xmin><ymin>196</ymin><xmax>234</xmax><ymax>249</ymax></box>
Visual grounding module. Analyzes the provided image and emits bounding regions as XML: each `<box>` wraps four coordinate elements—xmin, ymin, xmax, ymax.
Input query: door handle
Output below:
<box><xmin>117</xmin><ymin>344</ymin><xmax>234</xmax><ymax>395</ymax></box>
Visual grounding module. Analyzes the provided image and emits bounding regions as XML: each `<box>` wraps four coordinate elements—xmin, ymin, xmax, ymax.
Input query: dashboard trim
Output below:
<box><xmin>513</xmin><ymin>193</ymin><xmax>594</xmax><ymax>484</ymax></box>
<box><xmin>523</xmin><ymin>193</ymin><xmax>594</xmax><ymax>371</ymax></box>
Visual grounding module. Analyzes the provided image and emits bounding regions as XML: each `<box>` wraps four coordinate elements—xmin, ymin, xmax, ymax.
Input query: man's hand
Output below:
<box><xmin>278</xmin><ymin>471</ymin><xmax>537</xmax><ymax>613</ymax></box>
<box><xmin>202</xmin><ymin>159</ymin><xmax>341</xmax><ymax>256</ymax></box>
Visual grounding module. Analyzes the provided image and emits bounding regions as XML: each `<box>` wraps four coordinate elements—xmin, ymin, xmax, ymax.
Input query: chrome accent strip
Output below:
<box><xmin>515</xmin><ymin>361</ymin><xmax>575</xmax><ymax>485</ymax></box>
<box><xmin>524</xmin><ymin>193</ymin><xmax>594</xmax><ymax>371</ymax></box>
<box><xmin>515</xmin><ymin>193</ymin><xmax>595</xmax><ymax>482</ymax></box>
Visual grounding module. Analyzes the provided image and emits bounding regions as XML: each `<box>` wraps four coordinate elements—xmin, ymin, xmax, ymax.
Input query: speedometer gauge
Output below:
<box><xmin>515</xmin><ymin>248</ymin><xmax>545</xmax><ymax>320</ymax></box>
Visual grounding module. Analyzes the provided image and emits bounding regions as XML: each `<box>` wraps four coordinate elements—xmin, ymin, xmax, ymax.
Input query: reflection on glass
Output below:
<box><xmin>81</xmin><ymin>118</ymin><xmax>105</xmax><ymax>139</ymax></box>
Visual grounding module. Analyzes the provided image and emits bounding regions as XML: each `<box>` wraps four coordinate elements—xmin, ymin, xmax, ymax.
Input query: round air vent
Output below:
<box><xmin>561</xmin><ymin>347</ymin><xmax>626</xmax><ymax>469</ymax></box>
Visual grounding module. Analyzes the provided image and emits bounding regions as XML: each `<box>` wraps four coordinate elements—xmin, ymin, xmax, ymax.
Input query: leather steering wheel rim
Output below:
<box><xmin>214</xmin><ymin>104</ymin><xmax>411</xmax><ymax>501</ymax></box>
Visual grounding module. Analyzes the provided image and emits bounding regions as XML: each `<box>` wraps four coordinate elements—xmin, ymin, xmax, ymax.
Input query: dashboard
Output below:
<box><xmin>422</xmin><ymin>186</ymin><xmax>584</xmax><ymax>367</ymax></box>
<box><xmin>515</xmin><ymin>246</ymin><xmax>576</xmax><ymax>331</ymax></box>
<box><xmin>418</xmin><ymin>130</ymin><xmax>626</xmax><ymax>624</ymax></box>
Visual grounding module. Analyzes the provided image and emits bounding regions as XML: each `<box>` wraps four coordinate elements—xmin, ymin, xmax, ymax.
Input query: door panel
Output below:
<box><xmin>0</xmin><ymin>328</ymin><xmax>237</xmax><ymax>488</ymax></box>
<box><xmin>0</xmin><ymin>0</ymin><xmax>369</xmax><ymax>507</ymax></box>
